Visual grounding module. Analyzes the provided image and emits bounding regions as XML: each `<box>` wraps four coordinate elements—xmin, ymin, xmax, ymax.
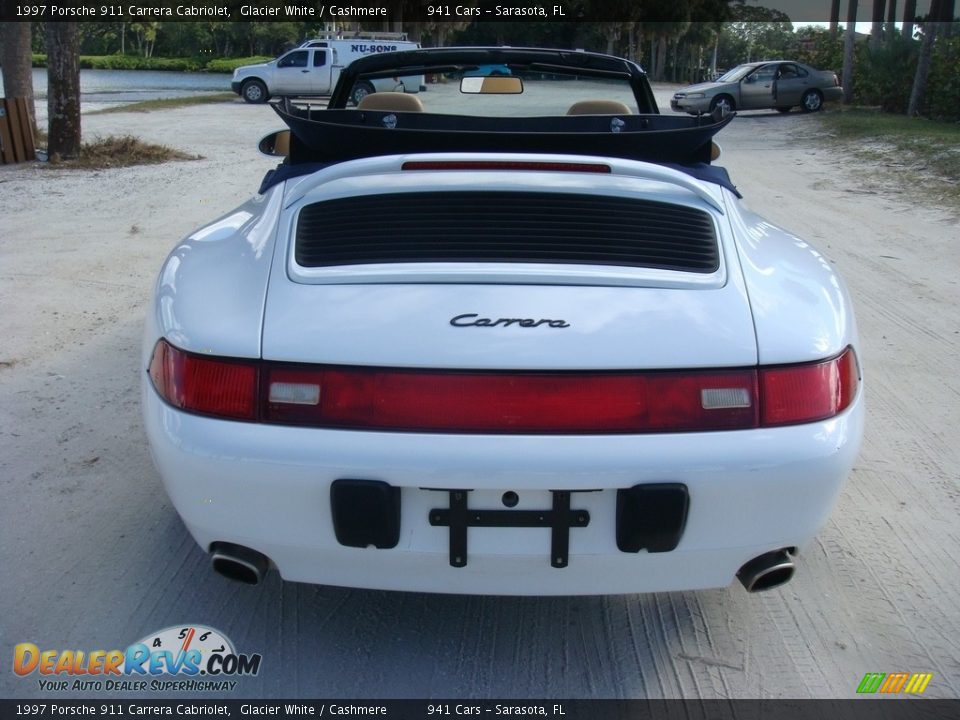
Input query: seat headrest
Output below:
<box><xmin>357</xmin><ymin>92</ymin><xmax>424</xmax><ymax>112</ymax></box>
<box><xmin>567</xmin><ymin>100</ymin><xmax>632</xmax><ymax>116</ymax></box>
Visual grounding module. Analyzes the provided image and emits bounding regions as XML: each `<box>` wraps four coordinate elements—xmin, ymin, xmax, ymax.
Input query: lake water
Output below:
<box><xmin>1</xmin><ymin>68</ymin><xmax>231</xmax><ymax>122</ymax></box>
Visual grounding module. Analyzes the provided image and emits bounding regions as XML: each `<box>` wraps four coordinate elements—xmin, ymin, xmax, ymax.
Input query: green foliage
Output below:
<box><xmin>31</xmin><ymin>53</ymin><xmax>268</xmax><ymax>73</ymax></box>
<box><xmin>204</xmin><ymin>57</ymin><xmax>273</xmax><ymax>73</ymax></box>
<box><xmin>853</xmin><ymin>35</ymin><xmax>918</xmax><ymax>113</ymax></box>
<box><xmin>793</xmin><ymin>27</ymin><xmax>844</xmax><ymax>77</ymax></box>
<box><xmin>844</xmin><ymin>31</ymin><xmax>958</xmax><ymax>121</ymax></box>
<box><xmin>717</xmin><ymin>5</ymin><xmax>794</xmax><ymax>67</ymax></box>
<box><xmin>926</xmin><ymin>35</ymin><xmax>960</xmax><ymax>121</ymax></box>
<box><xmin>80</xmin><ymin>55</ymin><xmax>205</xmax><ymax>71</ymax></box>
<box><xmin>32</xmin><ymin>54</ymin><xmax>201</xmax><ymax>71</ymax></box>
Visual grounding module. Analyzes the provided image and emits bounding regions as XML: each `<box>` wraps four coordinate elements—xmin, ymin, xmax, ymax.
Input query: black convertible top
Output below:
<box><xmin>264</xmin><ymin>47</ymin><xmax>739</xmax><ymax>195</ymax></box>
<box><xmin>273</xmin><ymin>102</ymin><xmax>734</xmax><ymax>166</ymax></box>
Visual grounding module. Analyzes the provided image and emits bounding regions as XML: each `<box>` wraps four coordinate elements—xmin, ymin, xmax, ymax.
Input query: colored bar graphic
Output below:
<box><xmin>857</xmin><ymin>672</ymin><xmax>932</xmax><ymax>694</ymax></box>
<box><xmin>857</xmin><ymin>673</ymin><xmax>885</xmax><ymax>694</ymax></box>
<box><xmin>880</xmin><ymin>672</ymin><xmax>909</xmax><ymax>693</ymax></box>
<box><xmin>905</xmin><ymin>673</ymin><xmax>933</xmax><ymax>694</ymax></box>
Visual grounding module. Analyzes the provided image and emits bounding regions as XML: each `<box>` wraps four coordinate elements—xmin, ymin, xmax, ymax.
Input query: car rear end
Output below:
<box><xmin>817</xmin><ymin>69</ymin><xmax>844</xmax><ymax>103</ymax></box>
<box><xmin>143</xmin><ymin>154</ymin><xmax>863</xmax><ymax>595</ymax></box>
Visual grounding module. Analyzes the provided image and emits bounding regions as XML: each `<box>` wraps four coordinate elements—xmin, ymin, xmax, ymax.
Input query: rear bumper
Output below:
<box><xmin>822</xmin><ymin>86</ymin><xmax>843</xmax><ymax>103</ymax></box>
<box><xmin>143</xmin><ymin>383</ymin><xmax>863</xmax><ymax>595</ymax></box>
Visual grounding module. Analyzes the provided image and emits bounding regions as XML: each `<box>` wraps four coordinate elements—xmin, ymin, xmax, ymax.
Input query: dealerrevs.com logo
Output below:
<box><xmin>12</xmin><ymin>625</ymin><xmax>261</xmax><ymax>692</ymax></box>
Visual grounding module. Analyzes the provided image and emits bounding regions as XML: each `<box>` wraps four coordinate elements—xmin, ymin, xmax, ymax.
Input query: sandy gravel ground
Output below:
<box><xmin>1</xmin><ymin>87</ymin><xmax>958</xmax><ymax>700</ymax></box>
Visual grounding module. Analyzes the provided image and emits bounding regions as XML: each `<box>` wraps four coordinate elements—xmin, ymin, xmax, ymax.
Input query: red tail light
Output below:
<box><xmin>264</xmin><ymin>365</ymin><xmax>758</xmax><ymax>433</ymax></box>
<box><xmin>759</xmin><ymin>347</ymin><xmax>859</xmax><ymax>426</ymax></box>
<box><xmin>148</xmin><ymin>341</ymin><xmax>858</xmax><ymax>433</ymax></box>
<box><xmin>148</xmin><ymin>340</ymin><xmax>257</xmax><ymax>421</ymax></box>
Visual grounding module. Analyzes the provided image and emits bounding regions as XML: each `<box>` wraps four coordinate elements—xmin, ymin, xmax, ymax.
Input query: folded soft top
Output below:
<box><xmin>273</xmin><ymin>102</ymin><xmax>734</xmax><ymax>167</ymax></box>
<box><xmin>263</xmin><ymin>102</ymin><xmax>739</xmax><ymax>196</ymax></box>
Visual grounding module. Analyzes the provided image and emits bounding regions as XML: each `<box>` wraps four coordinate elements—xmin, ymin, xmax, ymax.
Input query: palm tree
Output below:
<box><xmin>842</xmin><ymin>0</ymin><xmax>859</xmax><ymax>104</ymax></box>
<box><xmin>0</xmin><ymin>22</ymin><xmax>37</xmax><ymax>136</ymax></box>
<box><xmin>907</xmin><ymin>0</ymin><xmax>947</xmax><ymax>116</ymax></box>
<box><xmin>45</xmin><ymin>22</ymin><xmax>81</xmax><ymax>160</ymax></box>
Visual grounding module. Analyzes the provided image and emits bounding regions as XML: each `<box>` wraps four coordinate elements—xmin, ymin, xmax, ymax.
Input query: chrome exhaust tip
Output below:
<box><xmin>210</xmin><ymin>542</ymin><xmax>270</xmax><ymax>585</ymax></box>
<box><xmin>737</xmin><ymin>548</ymin><xmax>795</xmax><ymax>593</ymax></box>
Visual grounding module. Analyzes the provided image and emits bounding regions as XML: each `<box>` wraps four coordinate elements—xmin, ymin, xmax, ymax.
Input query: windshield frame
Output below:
<box><xmin>328</xmin><ymin>47</ymin><xmax>659</xmax><ymax>114</ymax></box>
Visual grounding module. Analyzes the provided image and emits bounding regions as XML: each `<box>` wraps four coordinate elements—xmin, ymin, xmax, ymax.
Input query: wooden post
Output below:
<box><xmin>0</xmin><ymin>97</ymin><xmax>37</xmax><ymax>164</ymax></box>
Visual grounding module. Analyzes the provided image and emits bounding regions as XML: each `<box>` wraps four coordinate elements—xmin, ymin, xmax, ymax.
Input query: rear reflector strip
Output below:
<box><xmin>268</xmin><ymin>382</ymin><xmax>321</xmax><ymax>406</ymax></box>
<box><xmin>147</xmin><ymin>341</ymin><xmax>859</xmax><ymax>434</ymax></box>
<box><xmin>700</xmin><ymin>387</ymin><xmax>752</xmax><ymax>409</ymax></box>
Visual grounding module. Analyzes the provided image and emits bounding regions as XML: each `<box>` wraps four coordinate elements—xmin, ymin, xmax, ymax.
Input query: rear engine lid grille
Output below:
<box><xmin>295</xmin><ymin>191</ymin><xmax>719</xmax><ymax>273</ymax></box>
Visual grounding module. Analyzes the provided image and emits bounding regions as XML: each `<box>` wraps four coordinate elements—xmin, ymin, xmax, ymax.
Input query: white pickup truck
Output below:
<box><xmin>231</xmin><ymin>39</ymin><xmax>423</xmax><ymax>105</ymax></box>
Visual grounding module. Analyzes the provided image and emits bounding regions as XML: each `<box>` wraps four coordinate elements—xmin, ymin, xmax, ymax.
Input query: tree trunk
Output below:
<box><xmin>907</xmin><ymin>21</ymin><xmax>937</xmax><ymax>116</ymax></box>
<box><xmin>669</xmin><ymin>38</ymin><xmax>678</xmax><ymax>82</ymax></box>
<box><xmin>656</xmin><ymin>35</ymin><xmax>668</xmax><ymax>81</ymax></box>
<box><xmin>871</xmin><ymin>0</ymin><xmax>886</xmax><ymax>49</ymax></box>
<box><xmin>830</xmin><ymin>0</ymin><xmax>842</xmax><ymax>35</ymax></box>
<box><xmin>842</xmin><ymin>0</ymin><xmax>859</xmax><ymax>104</ymax></box>
<box><xmin>939</xmin><ymin>0</ymin><xmax>955</xmax><ymax>35</ymax></box>
<box><xmin>902</xmin><ymin>0</ymin><xmax>917</xmax><ymax>38</ymax></box>
<box><xmin>710</xmin><ymin>31</ymin><xmax>718</xmax><ymax>78</ymax></box>
<box><xmin>886</xmin><ymin>0</ymin><xmax>898</xmax><ymax>40</ymax></box>
<box><xmin>603</xmin><ymin>23</ymin><xmax>619</xmax><ymax>56</ymax></box>
<box><xmin>45</xmin><ymin>22</ymin><xmax>81</xmax><ymax>160</ymax></box>
<box><xmin>0</xmin><ymin>22</ymin><xmax>37</xmax><ymax>135</ymax></box>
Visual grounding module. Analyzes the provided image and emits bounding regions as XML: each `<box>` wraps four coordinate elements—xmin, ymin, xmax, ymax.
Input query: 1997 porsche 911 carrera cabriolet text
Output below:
<box><xmin>142</xmin><ymin>47</ymin><xmax>863</xmax><ymax>596</ymax></box>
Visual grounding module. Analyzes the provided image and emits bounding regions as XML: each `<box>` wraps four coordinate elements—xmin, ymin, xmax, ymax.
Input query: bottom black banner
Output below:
<box><xmin>1</xmin><ymin>700</ymin><xmax>958</xmax><ymax>720</ymax></box>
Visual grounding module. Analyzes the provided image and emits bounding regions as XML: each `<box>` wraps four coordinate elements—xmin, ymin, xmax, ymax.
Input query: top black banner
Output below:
<box><xmin>0</xmin><ymin>0</ymin><xmax>939</xmax><ymax>24</ymax></box>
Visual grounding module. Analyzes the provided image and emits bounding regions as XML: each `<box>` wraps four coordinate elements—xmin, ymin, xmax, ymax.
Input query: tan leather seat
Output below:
<box><xmin>566</xmin><ymin>100</ymin><xmax>632</xmax><ymax>115</ymax></box>
<box><xmin>273</xmin><ymin>130</ymin><xmax>290</xmax><ymax>156</ymax></box>
<box><xmin>357</xmin><ymin>92</ymin><xmax>424</xmax><ymax>112</ymax></box>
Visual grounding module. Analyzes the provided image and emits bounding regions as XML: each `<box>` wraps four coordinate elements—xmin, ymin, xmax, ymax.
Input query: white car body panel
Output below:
<box><xmin>728</xmin><ymin>205</ymin><xmax>859</xmax><ymax>364</ymax></box>
<box><xmin>259</xmin><ymin>154</ymin><xmax>757</xmax><ymax>369</ymax></box>
<box><xmin>153</xmin><ymin>188</ymin><xmax>283</xmax><ymax>358</ymax></box>
<box><xmin>141</xmin><ymin>385</ymin><xmax>863</xmax><ymax>594</ymax></box>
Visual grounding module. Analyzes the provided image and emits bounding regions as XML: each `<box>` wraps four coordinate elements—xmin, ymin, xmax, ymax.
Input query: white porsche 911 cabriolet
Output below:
<box><xmin>142</xmin><ymin>48</ymin><xmax>863</xmax><ymax>595</ymax></box>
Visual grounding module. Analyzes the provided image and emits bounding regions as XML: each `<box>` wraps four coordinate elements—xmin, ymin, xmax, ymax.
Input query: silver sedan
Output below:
<box><xmin>671</xmin><ymin>61</ymin><xmax>843</xmax><ymax>115</ymax></box>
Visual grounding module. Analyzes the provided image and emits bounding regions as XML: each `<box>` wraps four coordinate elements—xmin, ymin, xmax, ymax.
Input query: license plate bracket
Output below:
<box><xmin>429</xmin><ymin>490</ymin><xmax>590</xmax><ymax>568</ymax></box>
